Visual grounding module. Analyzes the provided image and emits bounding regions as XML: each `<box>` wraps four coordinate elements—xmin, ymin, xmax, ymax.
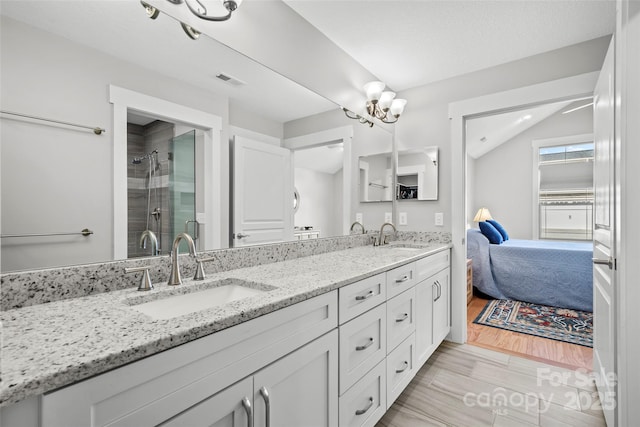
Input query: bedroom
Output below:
<box><xmin>466</xmin><ymin>95</ymin><xmax>595</xmax><ymax>368</ymax></box>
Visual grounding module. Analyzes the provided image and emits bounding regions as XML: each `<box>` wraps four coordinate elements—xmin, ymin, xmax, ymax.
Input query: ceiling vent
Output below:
<box><xmin>215</xmin><ymin>73</ymin><xmax>246</xmax><ymax>86</ymax></box>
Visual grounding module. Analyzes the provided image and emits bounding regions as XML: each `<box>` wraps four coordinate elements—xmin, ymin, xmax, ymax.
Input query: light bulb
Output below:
<box><xmin>363</xmin><ymin>81</ymin><xmax>385</xmax><ymax>102</ymax></box>
<box><xmin>378</xmin><ymin>91</ymin><xmax>396</xmax><ymax>111</ymax></box>
<box><xmin>390</xmin><ymin>99</ymin><xmax>407</xmax><ymax>117</ymax></box>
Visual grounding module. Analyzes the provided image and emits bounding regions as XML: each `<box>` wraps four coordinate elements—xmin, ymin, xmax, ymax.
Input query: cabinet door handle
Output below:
<box><xmin>355</xmin><ymin>397</ymin><xmax>374</xmax><ymax>416</ymax></box>
<box><xmin>433</xmin><ymin>281</ymin><xmax>441</xmax><ymax>302</ymax></box>
<box><xmin>356</xmin><ymin>337</ymin><xmax>374</xmax><ymax>351</ymax></box>
<box><xmin>355</xmin><ymin>290</ymin><xmax>374</xmax><ymax>301</ymax></box>
<box><xmin>259</xmin><ymin>387</ymin><xmax>271</xmax><ymax>427</ymax></box>
<box><xmin>395</xmin><ymin>313</ymin><xmax>409</xmax><ymax>323</ymax></box>
<box><xmin>395</xmin><ymin>275</ymin><xmax>410</xmax><ymax>283</ymax></box>
<box><xmin>395</xmin><ymin>361</ymin><xmax>409</xmax><ymax>373</ymax></box>
<box><xmin>241</xmin><ymin>397</ymin><xmax>253</xmax><ymax>427</ymax></box>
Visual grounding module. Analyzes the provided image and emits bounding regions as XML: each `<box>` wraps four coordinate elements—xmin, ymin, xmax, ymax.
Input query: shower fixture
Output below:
<box><xmin>131</xmin><ymin>149</ymin><xmax>158</xmax><ymax>165</ymax></box>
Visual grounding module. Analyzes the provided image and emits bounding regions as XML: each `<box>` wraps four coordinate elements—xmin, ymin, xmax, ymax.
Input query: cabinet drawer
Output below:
<box><xmin>339</xmin><ymin>304</ymin><xmax>386</xmax><ymax>395</ymax></box>
<box><xmin>386</xmin><ymin>262</ymin><xmax>416</xmax><ymax>299</ymax></box>
<box><xmin>339</xmin><ymin>273</ymin><xmax>386</xmax><ymax>324</ymax></box>
<box><xmin>386</xmin><ymin>287</ymin><xmax>415</xmax><ymax>353</ymax></box>
<box><xmin>339</xmin><ymin>360</ymin><xmax>386</xmax><ymax>427</ymax></box>
<box><xmin>386</xmin><ymin>333</ymin><xmax>416</xmax><ymax>408</ymax></box>
<box><xmin>415</xmin><ymin>250</ymin><xmax>450</xmax><ymax>282</ymax></box>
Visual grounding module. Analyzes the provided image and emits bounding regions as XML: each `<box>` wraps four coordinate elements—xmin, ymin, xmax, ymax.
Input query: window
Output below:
<box><xmin>535</xmin><ymin>139</ymin><xmax>594</xmax><ymax>241</ymax></box>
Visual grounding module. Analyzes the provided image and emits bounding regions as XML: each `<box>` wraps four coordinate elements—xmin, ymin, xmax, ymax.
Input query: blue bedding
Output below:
<box><xmin>467</xmin><ymin>229</ymin><xmax>593</xmax><ymax>312</ymax></box>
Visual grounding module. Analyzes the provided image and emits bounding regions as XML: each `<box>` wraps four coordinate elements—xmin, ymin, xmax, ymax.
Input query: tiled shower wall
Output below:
<box><xmin>127</xmin><ymin>121</ymin><xmax>174</xmax><ymax>257</ymax></box>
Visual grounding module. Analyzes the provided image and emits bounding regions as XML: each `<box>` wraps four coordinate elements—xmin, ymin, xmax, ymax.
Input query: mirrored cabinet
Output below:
<box><xmin>396</xmin><ymin>147</ymin><xmax>438</xmax><ymax>201</ymax></box>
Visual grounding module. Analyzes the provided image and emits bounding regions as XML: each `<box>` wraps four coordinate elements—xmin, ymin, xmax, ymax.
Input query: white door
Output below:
<box><xmin>232</xmin><ymin>136</ymin><xmax>293</xmax><ymax>247</ymax></box>
<box><xmin>593</xmin><ymin>38</ymin><xmax>616</xmax><ymax>427</ymax></box>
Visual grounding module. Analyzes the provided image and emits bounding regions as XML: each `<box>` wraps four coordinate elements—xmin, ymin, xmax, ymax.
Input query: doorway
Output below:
<box><xmin>448</xmin><ymin>72</ymin><xmax>600</xmax><ymax>352</ymax></box>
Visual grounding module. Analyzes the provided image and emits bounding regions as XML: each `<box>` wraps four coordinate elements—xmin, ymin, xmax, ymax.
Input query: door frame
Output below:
<box><xmin>448</xmin><ymin>71</ymin><xmax>599</xmax><ymax>344</ymax></box>
<box><xmin>284</xmin><ymin>126</ymin><xmax>354</xmax><ymax>236</ymax></box>
<box><xmin>110</xmin><ymin>85</ymin><xmax>223</xmax><ymax>259</ymax></box>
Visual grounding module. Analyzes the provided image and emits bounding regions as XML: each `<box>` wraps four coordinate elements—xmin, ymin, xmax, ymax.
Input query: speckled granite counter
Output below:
<box><xmin>0</xmin><ymin>242</ymin><xmax>449</xmax><ymax>407</ymax></box>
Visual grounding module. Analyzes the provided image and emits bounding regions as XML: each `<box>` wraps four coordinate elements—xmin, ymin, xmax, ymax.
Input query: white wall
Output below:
<box><xmin>294</xmin><ymin>168</ymin><xmax>341</xmax><ymax>237</ymax></box>
<box><xmin>393</xmin><ymin>36</ymin><xmax>609</xmax><ymax>233</ymax></box>
<box><xmin>0</xmin><ymin>17</ymin><xmax>228</xmax><ymax>271</ymax></box>
<box><xmin>472</xmin><ymin>103</ymin><xmax>593</xmax><ymax>239</ymax></box>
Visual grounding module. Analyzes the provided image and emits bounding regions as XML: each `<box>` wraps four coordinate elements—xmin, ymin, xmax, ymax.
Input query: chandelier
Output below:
<box><xmin>343</xmin><ymin>81</ymin><xmax>407</xmax><ymax>126</ymax></box>
<box><xmin>171</xmin><ymin>0</ymin><xmax>243</xmax><ymax>22</ymax></box>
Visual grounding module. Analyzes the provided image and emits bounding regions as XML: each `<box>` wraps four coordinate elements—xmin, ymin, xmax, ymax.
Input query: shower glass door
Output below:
<box><xmin>170</xmin><ymin>130</ymin><xmax>196</xmax><ymax>253</ymax></box>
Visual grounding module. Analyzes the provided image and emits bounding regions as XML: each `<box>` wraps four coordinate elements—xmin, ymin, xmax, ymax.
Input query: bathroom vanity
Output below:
<box><xmin>0</xmin><ymin>240</ymin><xmax>450</xmax><ymax>427</ymax></box>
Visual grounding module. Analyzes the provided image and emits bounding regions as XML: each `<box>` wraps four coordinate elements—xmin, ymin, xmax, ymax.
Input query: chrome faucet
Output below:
<box><xmin>139</xmin><ymin>230</ymin><xmax>159</xmax><ymax>256</ymax></box>
<box><xmin>168</xmin><ymin>233</ymin><xmax>197</xmax><ymax>286</ymax></box>
<box><xmin>375</xmin><ymin>222</ymin><xmax>397</xmax><ymax>246</ymax></box>
<box><xmin>350</xmin><ymin>221</ymin><xmax>366</xmax><ymax>234</ymax></box>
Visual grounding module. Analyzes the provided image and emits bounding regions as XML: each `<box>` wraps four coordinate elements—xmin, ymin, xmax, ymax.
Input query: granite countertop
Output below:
<box><xmin>0</xmin><ymin>242</ymin><xmax>449</xmax><ymax>407</ymax></box>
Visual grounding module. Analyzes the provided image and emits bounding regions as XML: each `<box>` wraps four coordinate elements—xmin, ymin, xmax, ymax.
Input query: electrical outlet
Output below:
<box><xmin>355</xmin><ymin>213</ymin><xmax>363</xmax><ymax>223</ymax></box>
<box><xmin>385</xmin><ymin>212</ymin><xmax>392</xmax><ymax>223</ymax></box>
<box><xmin>435</xmin><ymin>212</ymin><xmax>444</xmax><ymax>226</ymax></box>
<box><xmin>399</xmin><ymin>212</ymin><xmax>408</xmax><ymax>226</ymax></box>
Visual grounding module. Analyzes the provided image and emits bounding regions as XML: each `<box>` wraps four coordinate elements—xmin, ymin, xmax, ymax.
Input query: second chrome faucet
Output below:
<box><xmin>168</xmin><ymin>233</ymin><xmax>197</xmax><ymax>286</ymax></box>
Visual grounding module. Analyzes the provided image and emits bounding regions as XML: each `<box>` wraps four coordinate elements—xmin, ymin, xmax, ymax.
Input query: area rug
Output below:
<box><xmin>473</xmin><ymin>299</ymin><xmax>593</xmax><ymax>347</ymax></box>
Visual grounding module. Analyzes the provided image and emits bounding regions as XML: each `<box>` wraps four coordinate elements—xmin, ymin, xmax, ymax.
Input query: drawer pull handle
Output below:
<box><xmin>395</xmin><ymin>275</ymin><xmax>410</xmax><ymax>283</ymax></box>
<box><xmin>241</xmin><ymin>397</ymin><xmax>253</xmax><ymax>427</ymax></box>
<box><xmin>396</xmin><ymin>361</ymin><xmax>409</xmax><ymax>373</ymax></box>
<box><xmin>355</xmin><ymin>397</ymin><xmax>374</xmax><ymax>416</ymax></box>
<box><xmin>395</xmin><ymin>313</ymin><xmax>409</xmax><ymax>323</ymax></box>
<box><xmin>356</xmin><ymin>337</ymin><xmax>374</xmax><ymax>351</ymax></box>
<box><xmin>355</xmin><ymin>290</ymin><xmax>374</xmax><ymax>301</ymax></box>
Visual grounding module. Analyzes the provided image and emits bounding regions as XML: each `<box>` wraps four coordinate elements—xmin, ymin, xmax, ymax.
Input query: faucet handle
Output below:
<box><xmin>193</xmin><ymin>256</ymin><xmax>216</xmax><ymax>281</ymax></box>
<box><xmin>125</xmin><ymin>266</ymin><xmax>154</xmax><ymax>291</ymax></box>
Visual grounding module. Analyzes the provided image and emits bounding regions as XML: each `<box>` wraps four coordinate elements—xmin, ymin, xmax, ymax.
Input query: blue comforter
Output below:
<box><xmin>467</xmin><ymin>229</ymin><xmax>593</xmax><ymax>312</ymax></box>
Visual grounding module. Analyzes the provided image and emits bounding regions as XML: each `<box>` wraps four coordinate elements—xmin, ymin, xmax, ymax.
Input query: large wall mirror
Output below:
<box><xmin>0</xmin><ymin>1</ymin><xmax>360</xmax><ymax>272</ymax></box>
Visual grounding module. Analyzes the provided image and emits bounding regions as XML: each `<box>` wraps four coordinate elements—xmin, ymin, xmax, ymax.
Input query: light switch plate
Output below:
<box><xmin>399</xmin><ymin>212</ymin><xmax>407</xmax><ymax>226</ymax></box>
<box><xmin>385</xmin><ymin>212</ymin><xmax>392</xmax><ymax>223</ymax></box>
<box><xmin>435</xmin><ymin>212</ymin><xmax>444</xmax><ymax>226</ymax></box>
<box><xmin>355</xmin><ymin>213</ymin><xmax>363</xmax><ymax>223</ymax></box>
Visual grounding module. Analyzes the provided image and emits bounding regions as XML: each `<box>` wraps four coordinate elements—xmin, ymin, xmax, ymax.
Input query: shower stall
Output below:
<box><xmin>127</xmin><ymin>120</ymin><xmax>196</xmax><ymax>258</ymax></box>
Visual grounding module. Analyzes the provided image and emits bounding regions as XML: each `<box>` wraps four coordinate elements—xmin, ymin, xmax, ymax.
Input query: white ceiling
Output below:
<box><xmin>0</xmin><ymin>0</ymin><xmax>336</xmax><ymax>124</ymax></box>
<box><xmin>285</xmin><ymin>0</ymin><xmax>616</xmax><ymax>92</ymax></box>
<box><xmin>2</xmin><ymin>0</ymin><xmax>615</xmax><ymax>159</ymax></box>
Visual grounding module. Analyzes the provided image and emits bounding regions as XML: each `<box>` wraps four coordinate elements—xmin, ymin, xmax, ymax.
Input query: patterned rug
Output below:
<box><xmin>473</xmin><ymin>299</ymin><xmax>593</xmax><ymax>347</ymax></box>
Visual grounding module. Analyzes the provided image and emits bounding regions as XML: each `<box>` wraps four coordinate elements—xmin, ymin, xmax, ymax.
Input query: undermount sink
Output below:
<box><xmin>126</xmin><ymin>278</ymin><xmax>275</xmax><ymax>320</ymax></box>
<box><xmin>380</xmin><ymin>243</ymin><xmax>428</xmax><ymax>251</ymax></box>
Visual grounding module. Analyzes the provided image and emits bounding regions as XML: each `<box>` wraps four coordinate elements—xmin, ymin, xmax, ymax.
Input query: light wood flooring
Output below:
<box><xmin>377</xmin><ymin>341</ymin><xmax>606</xmax><ymax>427</ymax></box>
<box><xmin>466</xmin><ymin>295</ymin><xmax>593</xmax><ymax>371</ymax></box>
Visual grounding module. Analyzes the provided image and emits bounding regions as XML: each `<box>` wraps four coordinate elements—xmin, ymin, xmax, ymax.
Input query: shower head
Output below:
<box><xmin>131</xmin><ymin>150</ymin><xmax>159</xmax><ymax>165</ymax></box>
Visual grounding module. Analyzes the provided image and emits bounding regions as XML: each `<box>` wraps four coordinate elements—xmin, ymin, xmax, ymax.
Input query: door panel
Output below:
<box><xmin>232</xmin><ymin>136</ymin><xmax>293</xmax><ymax>247</ymax></box>
<box><xmin>593</xmin><ymin>38</ymin><xmax>616</xmax><ymax>427</ymax></box>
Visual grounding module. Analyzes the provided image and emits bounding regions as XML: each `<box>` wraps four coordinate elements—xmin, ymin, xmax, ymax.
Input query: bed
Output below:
<box><xmin>467</xmin><ymin>228</ymin><xmax>593</xmax><ymax>312</ymax></box>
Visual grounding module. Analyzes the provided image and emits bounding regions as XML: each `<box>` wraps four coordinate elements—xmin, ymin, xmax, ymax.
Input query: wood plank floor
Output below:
<box><xmin>466</xmin><ymin>296</ymin><xmax>593</xmax><ymax>371</ymax></box>
<box><xmin>377</xmin><ymin>342</ymin><xmax>606</xmax><ymax>427</ymax></box>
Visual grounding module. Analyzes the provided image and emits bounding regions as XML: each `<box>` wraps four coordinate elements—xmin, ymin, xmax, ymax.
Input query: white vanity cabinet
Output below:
<box><xmin>415</xmin><ymin>250</ymin><xmax>451</xmax><ymax>366</ymax></box>
<box><xmin>40</xmin><ymin>291</ymin><xmax>338</xmax><ymax>427</ymax></box>
<box><xmin>337</xmin><ymin>249</ymin><xmax>450</xmax><ymax>427</ymax></box>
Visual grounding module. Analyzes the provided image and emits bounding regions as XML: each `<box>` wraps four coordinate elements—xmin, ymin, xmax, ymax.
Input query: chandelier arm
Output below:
<box><xmin>184</xmin><ymin>0</ymin><xmax>233</xmax><ymax>21</ymax></box>
<box><xmin>342</xmin><ymin>107</ymin><xmax>361</xmax><ymax>120</ymax></box>
<box><xmin>379</xmin><ymin>115</ymin><xmax>399</xmax><ymax>124</ymax></box>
